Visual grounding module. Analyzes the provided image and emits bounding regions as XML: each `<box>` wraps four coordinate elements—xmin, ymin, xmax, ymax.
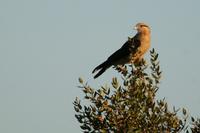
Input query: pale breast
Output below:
<box><xmin>131</xmin><ymin>36</ymin><xmax>150</xmax><ymax>64</ymax></box>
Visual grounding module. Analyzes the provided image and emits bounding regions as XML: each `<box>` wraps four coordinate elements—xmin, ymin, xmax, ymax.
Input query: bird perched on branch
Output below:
<box><xmin>92</xmin><ymin>23</ymin><xmax>151</xmax><ymax>79</ymax></box>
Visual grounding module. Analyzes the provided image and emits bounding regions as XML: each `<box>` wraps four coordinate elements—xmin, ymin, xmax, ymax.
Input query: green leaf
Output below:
<box><xmin>191</xmin><ymin>116</ymin><xmax>195</xmax><ymax>122</ymax></box>
<box><xmin>78</xmin><ymin>77</ymin><xmax>83</xmax><ymax>84</ymax></box>
<box><xmin>182</xmin><ymin>108</ymin><xmax>187</xmax><ymax>116</ymax></box>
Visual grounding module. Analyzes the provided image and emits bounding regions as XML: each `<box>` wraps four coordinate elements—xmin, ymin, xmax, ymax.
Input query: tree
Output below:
<box><xmin>73</xmin><ymin>49</ymin><xmax>200</xmax><ymax>133</ymax></box>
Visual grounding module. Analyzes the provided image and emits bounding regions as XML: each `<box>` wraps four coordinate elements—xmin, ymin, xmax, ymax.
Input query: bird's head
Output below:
<box><xmin>134</xmin><ymin>23</ymin><xmax>151</xmax><ymax>34</ymax></box>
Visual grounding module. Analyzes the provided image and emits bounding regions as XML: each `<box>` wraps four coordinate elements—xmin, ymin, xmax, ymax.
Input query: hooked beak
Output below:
<box><xmin>134</xmin><ymin>26</ymin><xmax>138</xmax><ymax>30</ymax></box>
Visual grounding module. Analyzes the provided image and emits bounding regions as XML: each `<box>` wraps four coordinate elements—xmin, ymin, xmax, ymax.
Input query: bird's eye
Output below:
<box><xmin>139</xmin><ymin>25</ymin><xmax>144</xmax><ymax>28</ymax></box>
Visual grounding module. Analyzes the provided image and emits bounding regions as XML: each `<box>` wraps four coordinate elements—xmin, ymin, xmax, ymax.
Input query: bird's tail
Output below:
<box><xmin>92</xmin><ymin>61</ymin><xmax>110</xmax><ymax>79</ymax></box>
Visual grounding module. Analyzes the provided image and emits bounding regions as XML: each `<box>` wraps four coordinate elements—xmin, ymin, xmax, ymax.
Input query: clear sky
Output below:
<box><xmin>0</xmin><ymin>0</ymin><xmax>200</xmax><ymax>133</ymax></box>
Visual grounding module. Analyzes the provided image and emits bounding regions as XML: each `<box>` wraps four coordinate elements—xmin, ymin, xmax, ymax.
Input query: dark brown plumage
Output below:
<box><xmin>92</xmin><ymin>23</ymin><xmax>151</xmax><ymax>79</ymax></box>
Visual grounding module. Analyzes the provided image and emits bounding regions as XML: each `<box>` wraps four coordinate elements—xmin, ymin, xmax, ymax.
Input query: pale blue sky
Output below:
<box><xmin>0</xmin><ymin>0</ymin><xmax>200</xmax><ymax>133</ymax></box>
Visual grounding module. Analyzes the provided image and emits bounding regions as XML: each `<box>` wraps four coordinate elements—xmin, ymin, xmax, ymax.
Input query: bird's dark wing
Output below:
<box><xmin>106</xmin><ymin>34</ymin><xmax>141</xmax><ymax>64</ymax></box>
<box><xmin>92</xmin><ymin>34</ymin><xmax>141</xmax><ymax>79</ymax></box>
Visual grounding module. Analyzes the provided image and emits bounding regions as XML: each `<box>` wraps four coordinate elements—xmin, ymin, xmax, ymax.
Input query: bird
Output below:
<box><xmin>92</xmin><ymin>22</ymin><xmax>151</xmax><ymax>79</ymax></box>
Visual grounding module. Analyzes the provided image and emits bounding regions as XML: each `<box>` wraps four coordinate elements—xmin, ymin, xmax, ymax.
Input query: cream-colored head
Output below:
<box><xmin>134</xmin><ymin>23</ymin><xmax>151</xmax><ymax>34</ymax></box>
